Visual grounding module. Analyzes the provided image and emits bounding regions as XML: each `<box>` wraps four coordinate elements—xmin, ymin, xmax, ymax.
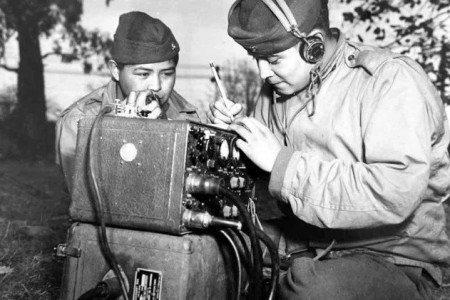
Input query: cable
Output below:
<box><xmin>226</xmin><ymin>228</ymin><xmax>252</xmax><ymax>297</ymax></box>
<box><xmin>218</xmin><ymin>186</ymin><xmax>263</xmax><ymax>300</ymax></box>
<box><xmin>78</xmin><ymin>287</ymin><xmax>103</xmax><ymax>300</ymax></box>
<box><xmin>255</xmin><ymin>227</ymin><xmax>280</xmax><ymax>300</ymax></box>
<box><xmin>313</xmin><ymin>239</ymin><xmax>336</xmax><ymax>261</ymax></box>
<box><xmin>86</xmin><ymin>107</ymin><xmax>129</xmax><ymax>300</ymax></box>
<box><xmin>227</xmin><ymin>228</ymin><xmax>252</xmax><ymax>277</ymax></box>
<box><xmin>220</xmin><ymin>229</ymin><xmax>242</xmax><ymax>300</ymax></box>
<box><xmin>185</xmin><ymin>175</ymin><xmax>267</xmax><ymax>299</ymax></box>
<box><xmin>77</xmin><ymin>277</ymin><xmax>122</xmax><ymax>300</ymax></box>
<box><xmin>225</xmin><ymin>225</ymin><xmax>280</xmax><ymax>300</ymax></box>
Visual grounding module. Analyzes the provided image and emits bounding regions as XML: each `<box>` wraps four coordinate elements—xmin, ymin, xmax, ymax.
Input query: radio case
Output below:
<box><xmin>59</xmin><ymin>223</ymin><xmax>231</xmax><ymax>300</ymax></box>
<box><xmin>70</xmin><ymin>117</ymin><xmax>192</xmax><ymax>234</ymax></box>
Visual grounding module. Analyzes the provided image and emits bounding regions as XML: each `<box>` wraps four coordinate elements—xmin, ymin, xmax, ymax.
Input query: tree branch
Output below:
<box><xmin>41</xmin><ymin>52</ymin><xmax>58</xmax><ymax>59</ymax></box>
<box><xmin>0</xmin><ymin>64</ymin><xmax>18</xmax><ymax>72</ymax></box>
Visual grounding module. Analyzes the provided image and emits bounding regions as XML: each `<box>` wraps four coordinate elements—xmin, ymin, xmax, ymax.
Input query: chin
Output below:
<box><xmin>273</xmin><ymin>86</ymin><xmax>295</xmax><ymax>96</ymax></box>
<box><xmin>276</xmin><ymin>83</ymin><xmax>309</xmax><ymax>97</ymax></box>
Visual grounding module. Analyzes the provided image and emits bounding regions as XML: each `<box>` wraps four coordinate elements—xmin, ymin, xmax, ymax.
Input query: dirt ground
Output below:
<box><xmin>0</xmin><ymin>159</ymin><xmax>450</xmax><ymax>299</ymax></box>
<box><xmin>0</xmin><ymin>160</ymin><xmax>70</xmax><ymax>299</ymax></box>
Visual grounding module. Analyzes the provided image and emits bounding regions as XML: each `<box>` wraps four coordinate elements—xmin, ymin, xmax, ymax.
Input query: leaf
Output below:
<box><xmin>0</xmin><ymin>266</ymin><xmax>13</xmax><ymax>275</ymax></box>
<box><xmin>343</xmin><ymin>12</ymin><xmax>354</xmax><ymax>23</ymax></box>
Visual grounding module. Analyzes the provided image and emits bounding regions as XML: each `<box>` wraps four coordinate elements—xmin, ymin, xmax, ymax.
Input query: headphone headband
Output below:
<box><xmin>261</xmin><ymin>0</ymin><xmax>306</xmax><ymax>39</ymax></box>
<box><xmin>261</xmin><ymin>0</ymin><xmax>324</xmax><ymax>64</ymax></box>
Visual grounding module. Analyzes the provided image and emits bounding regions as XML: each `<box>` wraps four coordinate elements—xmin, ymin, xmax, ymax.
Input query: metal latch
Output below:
<box><xmin>53</xmin><ymin>243</ymin><xmax>82</xmax><ymax>258</ymax></box>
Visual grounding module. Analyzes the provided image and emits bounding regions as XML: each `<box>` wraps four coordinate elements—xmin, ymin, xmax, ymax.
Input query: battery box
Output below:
<box><xmin>59</xmin><ymin>223</ymin><xmax>233</xmax><ymax>300</ymax></box>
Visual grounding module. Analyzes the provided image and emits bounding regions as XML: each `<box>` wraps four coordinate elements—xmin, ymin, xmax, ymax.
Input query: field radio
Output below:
<box><xmin>69</xmin><ymin>115</ymin><xmax>256</xmax><ymax>234</ymax></box>
<box><xmin>59</xmin><ymin>113</ymin><xmax>280</xmax><ymax>300</ymax></box>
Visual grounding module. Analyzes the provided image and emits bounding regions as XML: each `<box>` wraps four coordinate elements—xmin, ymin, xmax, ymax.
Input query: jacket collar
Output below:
<box><xmin>315</xmin><ymin>28</ymin><xmax>346</xmax><ymax>82</ymax></box>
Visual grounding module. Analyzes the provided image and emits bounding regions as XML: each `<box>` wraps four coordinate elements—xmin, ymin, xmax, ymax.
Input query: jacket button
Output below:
<box><xmin>348</xmin><ymin>54</ymin><xmax>355</xmax><ymax>61</ymax></box>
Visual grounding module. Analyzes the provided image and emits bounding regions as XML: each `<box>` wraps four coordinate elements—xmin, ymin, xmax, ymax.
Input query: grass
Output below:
<box><xmin>0</xmin><ymin>160</ymin><xmax>69</xmax><ymax>300</ymax></box>
<box><xmin>0</xmin><ymin>159</ymin><xmax>449</xmax><ymax>299</ymax></box>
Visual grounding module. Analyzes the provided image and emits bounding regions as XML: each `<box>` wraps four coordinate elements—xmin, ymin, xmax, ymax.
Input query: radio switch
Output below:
<box><xmin>229</xmin><ymin>177</ymin><xmax>239</xmax><ymax>189</ymax></box>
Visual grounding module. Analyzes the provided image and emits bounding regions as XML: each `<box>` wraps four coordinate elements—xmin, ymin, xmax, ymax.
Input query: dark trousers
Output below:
<box><xmin>278</xmin><ymin>253</ymin><xmax>435</xmax><ymax>300</ymax></box>
<box><xmin>260</xmin><ymin>218</ymin><xmax>436</xmax><ymax>300</ymax></box>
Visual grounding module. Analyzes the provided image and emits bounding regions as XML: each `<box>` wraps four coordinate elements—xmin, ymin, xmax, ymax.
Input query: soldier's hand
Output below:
<box><xmin>207</xmin><ymin>97</ymin><xmax>243</xmax><ymax>125</ymax></box>
<box><xmin>229</xmin><ymin>117</ymin><xmax>281</xmax><ymax>172</ymax></box>
<box><xmin>126</xmin><ymin>89</ymin><xmax>162</xmax><ymax>119</ymax></box>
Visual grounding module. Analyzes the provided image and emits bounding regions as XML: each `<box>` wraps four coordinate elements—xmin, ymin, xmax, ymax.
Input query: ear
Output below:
<box><xmin>108</xmin><ymin>60</ymin><xmax>120</xmax><ymax>82</ymax></box>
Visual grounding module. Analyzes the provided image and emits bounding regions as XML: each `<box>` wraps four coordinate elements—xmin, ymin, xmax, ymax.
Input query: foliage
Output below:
<box><xmin>0</xmin><ymin>0</ymin><xmax>111</xmax><ymax>159</ymax></box>
<box><xmin>0</xmin><ymin>0</ymin><xmax>78</xmax><ymax>58</ymax></box>
<box><xmin>338</xmin><ymin>0</ymin><xmax>450</xmax><ymax>103</ymax></box>
<box><xmin>215</xmin><ymin>59</ymin><xmax>263</xmax><ymax>116</ymax></box>
<box><xmin>55</xmin><ymin>25</ymin><xmax>112</xmax><ymax>73</ymax></box>
<box><xmin>0</xmin><ymin>0</ymin><xmax>112</xmax><ymax>74</ymax></box>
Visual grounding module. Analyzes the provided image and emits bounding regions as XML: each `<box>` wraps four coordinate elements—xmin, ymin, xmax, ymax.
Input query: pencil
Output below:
<box><xmin>209</xmin><ymin>62</ymin><xmax>234</xmax><ymax>110</ymax></box>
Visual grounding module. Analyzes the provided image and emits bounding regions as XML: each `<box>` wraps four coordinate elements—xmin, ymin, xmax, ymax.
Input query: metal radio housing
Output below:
<box><xmin>69</xmin><ymin>116</ymin><xmax>255</xmax><ymax>235</ymax></box>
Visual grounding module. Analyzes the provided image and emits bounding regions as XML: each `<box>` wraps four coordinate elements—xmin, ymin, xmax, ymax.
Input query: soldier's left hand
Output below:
<box><xmin>228</xmin><ymin>117</ymin><xmax>282</xmax><ymax>172</ymax></box>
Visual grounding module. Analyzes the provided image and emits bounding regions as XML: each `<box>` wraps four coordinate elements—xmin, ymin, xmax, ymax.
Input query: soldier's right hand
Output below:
<box><xmin>125</xmin><ymin>89</ymin><xmax>162</xmax><ymax>119</ymax></box>
<box><xmin>207</xmin><ymin>97</ymin><xmax>243</xmax><ymax>125</ymax></box>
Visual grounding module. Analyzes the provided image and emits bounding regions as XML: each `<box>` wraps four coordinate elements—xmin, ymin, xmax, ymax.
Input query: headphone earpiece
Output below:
<box><xmin>261</xmin><ymin>0</ymin><xmax>325</xmax><ymax>64</ymax></box>
<box><xmin>300</xmin><ymin>35</ymin><xmax>325</xmax><ymax>64</ymax></box>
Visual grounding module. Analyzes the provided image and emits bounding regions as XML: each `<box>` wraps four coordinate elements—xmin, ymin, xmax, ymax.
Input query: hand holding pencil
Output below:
<box><xmin>208</xmin><ymin>62</ymin><xmax>243</xmax><ymax>125</ymax></box>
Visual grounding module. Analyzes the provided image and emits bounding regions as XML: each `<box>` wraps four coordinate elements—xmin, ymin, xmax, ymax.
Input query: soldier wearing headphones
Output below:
<box><xmin>209</xmin><ymin>0</ymin><xmax>450</xmax><ymax>298</ymax></box>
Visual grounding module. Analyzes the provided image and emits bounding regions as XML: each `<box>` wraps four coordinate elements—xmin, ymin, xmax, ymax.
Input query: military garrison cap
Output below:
<box><xmin>228</xmin><ymin>0</ymin><xmax>322</xmax><ymax>56</ymax></box>
<box><xmin>111</xmin><ymin>11</ymin><xmax>180</xmax><ymax>64</ymax></box>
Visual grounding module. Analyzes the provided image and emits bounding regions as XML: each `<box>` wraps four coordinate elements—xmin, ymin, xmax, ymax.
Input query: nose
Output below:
<box><xmin>257</xmin><ymin>59</ymin><xmax>273</xmax><ymax>81</ymax></box>
<box><xmin>148</xmin><ymin>74</ymin><xmax>161</xmax><ymax>92</ymax></box>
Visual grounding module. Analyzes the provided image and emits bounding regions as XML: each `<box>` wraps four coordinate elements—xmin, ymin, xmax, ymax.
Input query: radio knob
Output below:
<box><xmin>207</xmin><ymin>159</ymin><xmax>216</xmax><ymax>169</ymax></box>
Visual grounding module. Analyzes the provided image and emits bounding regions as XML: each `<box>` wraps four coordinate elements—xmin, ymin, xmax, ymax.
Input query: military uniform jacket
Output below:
<box><xmin>254</xmin><ymin>32</ymin><xmax>450</xmax><ymax>284</ymax></box>
<box><xmin>55</xmin><ymin>80</ymin><xmax>200</xmax><ymax>193</ymax></box>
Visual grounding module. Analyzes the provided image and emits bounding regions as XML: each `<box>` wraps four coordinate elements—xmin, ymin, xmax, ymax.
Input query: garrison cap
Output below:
<box><xmin>111</xmin><ymin>11</ymin><xmax>180</xmax><ymax>64</ymax></box>
<box><xmin>228</xmin><ymin>0</ymin><xmax>321</xmax><ymax>56</ymax></box>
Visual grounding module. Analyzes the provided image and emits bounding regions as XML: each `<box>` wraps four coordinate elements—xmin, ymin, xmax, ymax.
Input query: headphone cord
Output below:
<box><xmin>271</xmin><ymin>32</ymin><xmax>346</xmax><ymax>146</ymax></box>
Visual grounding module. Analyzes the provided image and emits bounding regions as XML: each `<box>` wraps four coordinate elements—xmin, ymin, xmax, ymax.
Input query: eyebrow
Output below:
<box><xmin>255</xmin><ymin>54</ymin><xmax>280</xmax><ymax>60</ymax></box>
<box><xmin>133</xmin><ymin>66</ymin><xmax>176</xmax><ymax>72</ymax></box>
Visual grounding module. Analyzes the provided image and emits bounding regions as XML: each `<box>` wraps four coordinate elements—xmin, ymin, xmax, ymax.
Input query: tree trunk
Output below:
<box><xmin>10</xmin><ymin>17</ymin><xmax>50</xmax><ymax>159</ymax></box>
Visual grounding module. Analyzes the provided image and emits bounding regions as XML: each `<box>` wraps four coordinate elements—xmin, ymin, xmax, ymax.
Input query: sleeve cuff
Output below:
<box><xmin>268</xmin><ymin>147</ymin><xmax>295</xmax><ymax>201</ymax></box>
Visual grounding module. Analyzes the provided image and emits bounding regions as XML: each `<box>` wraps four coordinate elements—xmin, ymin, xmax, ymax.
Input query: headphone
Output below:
<box><xmin>262</xmin><ymin>0</ymin><xmax>325</xmax><ymax>64</ymax></box>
